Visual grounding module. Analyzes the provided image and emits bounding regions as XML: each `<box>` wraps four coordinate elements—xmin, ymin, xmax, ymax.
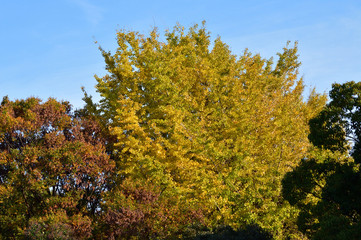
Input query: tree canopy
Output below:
<box><xmin>0</xmin><ymin>97</ymin><xmax>114</xmax><ymax>239</ymax></box>
<box><xmin>82</xmin><ymin>22</ymin><xmax>326</xmax><ymax>239</ymax></box>
<box><xmin>0</xmin><ymin>22</ymin><xmax>332</xmax><ymax>239</ymax></box>
<box><xmin>0</xmin><ymin>97</ymin><xmax>200</xmax><ymax>239</ymax></box>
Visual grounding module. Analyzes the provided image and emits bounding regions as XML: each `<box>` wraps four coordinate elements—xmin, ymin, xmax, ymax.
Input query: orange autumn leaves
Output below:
<box><xmin>0</xmin><ymin>98</ymin><xmax>113</xmax><ymax>238</ymax></box>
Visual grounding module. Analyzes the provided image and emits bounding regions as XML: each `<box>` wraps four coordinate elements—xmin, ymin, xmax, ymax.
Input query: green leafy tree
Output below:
<box><xmin>82</xmin><ymin>22</ymin><xmax>326</xmax><ymax>239</ymax></box>
<box><xmin>282</xmin><ymin>81</ymin><xmax>361</xmax><ymax>239</ymax></box>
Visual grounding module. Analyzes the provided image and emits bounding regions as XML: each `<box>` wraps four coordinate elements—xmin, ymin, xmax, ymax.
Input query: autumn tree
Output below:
<box><xmin>282</xmin><ymin>81</ymin><xmax>361</xmax><ymax>239</ymax></box>
<box><xmin>82</xmin><ymin>22</ymin><xmax>326</xmax><ymax>239</ymax></box>
<box><xmin>0</xmin><ymin>97</ymin><xmax>114</xmax><ymax>239</ymax></box>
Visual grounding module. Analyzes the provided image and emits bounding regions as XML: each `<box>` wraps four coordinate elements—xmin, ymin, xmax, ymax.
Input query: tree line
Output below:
<box><xmin>0</xmin><ymin>22</ymin><xmax>359</xmax><ymax>239</ymax></box>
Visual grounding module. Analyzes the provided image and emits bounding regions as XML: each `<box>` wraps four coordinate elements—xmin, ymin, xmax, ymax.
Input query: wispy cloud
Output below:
<box><xmin>70</xmin><ymin>0</ymin><xmax>103</xmax><ymax>26</ymax></box>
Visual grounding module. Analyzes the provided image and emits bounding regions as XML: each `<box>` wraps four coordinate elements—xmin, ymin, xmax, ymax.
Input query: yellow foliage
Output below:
<box><xmin>85</xmin><ymin>22</ymin><xmax>327</xmax><ymax>239</ymax></box>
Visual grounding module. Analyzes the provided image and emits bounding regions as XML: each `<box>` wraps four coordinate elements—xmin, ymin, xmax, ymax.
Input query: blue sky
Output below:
<box><xmin>1</xmin><ymin>0</ymin><xmax>361</xmax><ymax>108</ymax></box>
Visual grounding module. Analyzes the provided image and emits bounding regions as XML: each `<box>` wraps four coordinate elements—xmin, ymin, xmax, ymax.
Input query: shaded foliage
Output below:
<box><xmin>283</xmin><ymin>81</ymin><xmax>361</xmax><ymax>239</ymax></box>
<box><xmin>192</xmin><ymin>225</ymin><xmax>273</xmax><ymax>240</ymax></box>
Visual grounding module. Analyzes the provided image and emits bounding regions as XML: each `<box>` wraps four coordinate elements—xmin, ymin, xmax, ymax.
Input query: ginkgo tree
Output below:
<box><xmin>82</xmin><ymin>22</ymin><xmax>326</xmax><ymax>239</ymax></box>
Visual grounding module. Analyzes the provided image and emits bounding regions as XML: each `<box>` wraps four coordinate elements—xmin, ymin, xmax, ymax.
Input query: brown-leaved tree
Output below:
<box><xmin>0</xmin><ymin>97</ymin><xmax>114</xmax><ymax>239</ymax></box>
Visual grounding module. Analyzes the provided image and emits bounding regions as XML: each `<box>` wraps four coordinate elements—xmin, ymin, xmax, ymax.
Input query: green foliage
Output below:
<box><xmin>282</xmin><ymin>81</ymin><xmax>361</xmax><ymax>239</ymax></box>
<box><xmin>82</xmin><ymin>22</ymin><xmax>326</xmax><ymax>239</ymax></box>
